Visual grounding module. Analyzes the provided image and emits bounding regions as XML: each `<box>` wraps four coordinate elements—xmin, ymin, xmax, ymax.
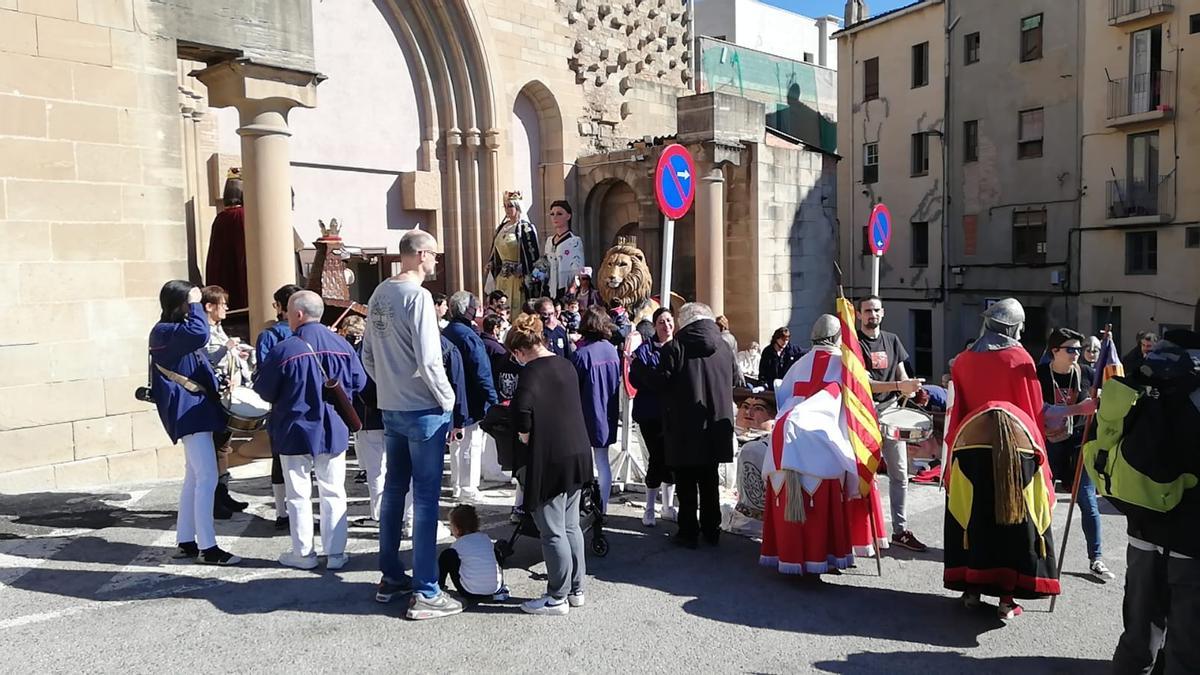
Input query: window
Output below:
<box><xmin>863</xmin><ymin>142</ymin><xmax>879</xmax><ymax>184</ymax></box>
<box><xmin>912</xmin><ymin>42</ymin><xmax>929</xmax><ymax>88</ymax></box>
<box><xmin>964</xmin><ymin>120</ymin><xmax>979</xmax><ymax>162</ymax></box>
<box><xmin>964</xmin><ymin>31</ymin><xmax>980</xmax><ymax>65</ymax></box>
<box><xmin>803</xmin><ymin>52</ymin><xmax>814</xmax><ymax>63</ymax></box>
<box><xmin>1012</xmin><ymin>209</ymin><xmax>1047</xmax><ymax>264</ymax></box>
<box><xmin>1190</xmin><ymin>13</ymin><xmax>1200</xmax><ymax>34</ymax></box>
<box><xmin>911</xmin><ymin>133</ymin><xmax>929</xmax><ymax>176</ymax></box>
<box><xmin>1186</xmin><ymin>226</ymin><xmax>1200</xmax><ymax>249</ymax></box>
<box><xmin>1020</xmin><ymin>305</ymin><xmax>1048</xmax><ymax>357</ymax></box>
<box><xmin>1018</xmin><ymin>108</ymin><xmax>1044</xmax><ymax>159</ymax></box>
<box><xmin>911</xmin><ymin>221</ymin><xmax>929</xmax><ymax>267</ymax></box>
<box><xmin>1126</xmin><ymin>231</ymin><xmax>1158</xmax><ymax>275</ymax></box>
<box><xmin>1020</xmin><ymin>14</ymin><xmax>1043</xmax><ymax>62</ymax></box>
<box><xmin>910</xmin><ymin>309</ymin><xmax>933</xmax><ymax>380</ymax></box>
<box><xmin>864</xmin><ymin>57</ymin><xmax>879</xmax><ymax>101</ymax></box>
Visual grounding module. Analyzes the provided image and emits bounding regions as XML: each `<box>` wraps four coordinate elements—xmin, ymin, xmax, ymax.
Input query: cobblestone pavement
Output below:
<box><xmin>0</xmin><ymin>453</ymin><xmax>1124</xmax><ymax>674</ymax></box>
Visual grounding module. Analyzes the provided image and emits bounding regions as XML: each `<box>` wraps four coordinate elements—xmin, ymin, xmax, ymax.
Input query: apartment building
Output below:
<box><xmin>834</xmin><ymin>0</ymin><xmax>947</xmax><ymax>380</ymax></box>
<box><xmin>1078</xmin><ymin>0</ymin><xmax>1200</xmax><ymax>346</ymax></box>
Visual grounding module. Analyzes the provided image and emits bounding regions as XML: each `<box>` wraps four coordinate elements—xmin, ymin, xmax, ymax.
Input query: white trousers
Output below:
<box><xmin>355</xmin><ymin>430</ymin><xmax>386</xmax><ymax>521</ymax></box>
<box><xmin>177</xmin><ymin>432</ymin><xmax>219</xmax><ymax>549</ymax></box>
<box><xmin>281</xmin><ymin>452</ymin><xmax>348</xmax><ymax>558</ymax></box>
<box><xmin>449</xmin><ymin>423</ymin><xmax>484</xmax><ymax>491</ymax></box>
<box><xmin>481</xmin><ymin>432</ymin><xmax>509</xmax><ymax>482</ymax></box>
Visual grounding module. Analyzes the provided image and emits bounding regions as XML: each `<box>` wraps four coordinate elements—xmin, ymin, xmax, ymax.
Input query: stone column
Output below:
<box><xmin>193</xmin><ymin>60</ymin><xmax>321</xmax><ymax>339</ymax></box>
<box><xmin>444</xmin><ymin>128</ymin><xmax>465</xmax><ymax>293</ymax></box>
<box><xmin>695</xmin><ymin>166</ymin><xmax>726</xmax><ymax>315</ymax></box>
<box><xmin>463</xmin><ymin>127</ymin><xmax>483</xmax><ymax>296</ymax></box>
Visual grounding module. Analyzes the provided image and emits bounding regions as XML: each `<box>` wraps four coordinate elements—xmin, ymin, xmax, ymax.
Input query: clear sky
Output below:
<box><xmin>759</xmin><ymin>0</ymin><xmax>915</xmax><ymax>21</ymax></box>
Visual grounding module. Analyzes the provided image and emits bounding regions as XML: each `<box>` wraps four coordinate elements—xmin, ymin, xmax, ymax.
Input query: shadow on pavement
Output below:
<box><xmin>813</xmin><ymin>651</ymin><xmax>1109</xmax><ymax>674</ymax></box>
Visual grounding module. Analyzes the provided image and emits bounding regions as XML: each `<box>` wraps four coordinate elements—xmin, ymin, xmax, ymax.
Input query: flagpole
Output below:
<box><xmin>1049</xmin><ymin>413</ymin><xmax>1093</xmax><ymax>613</ymax></box>
<box><xmin>867</xmin><ymin>493</ymin><xmax>884</xmax><ymax>576</ymax></box>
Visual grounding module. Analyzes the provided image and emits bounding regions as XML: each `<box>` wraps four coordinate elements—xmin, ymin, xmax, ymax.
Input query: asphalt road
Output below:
<box><xmin>0</xmin><ymin>458</ymin><xmax>1126</xmax><ymax>674</ymax></box>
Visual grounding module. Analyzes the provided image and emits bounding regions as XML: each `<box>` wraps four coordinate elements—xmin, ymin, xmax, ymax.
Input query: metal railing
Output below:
<box><xmin>1107</xmin><ymin>70</ymin><xmax>1174</xmax><ymax>120</ymax></box>
<box><xmin>1109</xmin><ymin>0</ymin><xmax>1173</xmax><ymax>22</ymax></box>
<box><xmin>1107</xmin><ymin>174</ymin><xmax>1173</xmax><ymax>220</ymax></box>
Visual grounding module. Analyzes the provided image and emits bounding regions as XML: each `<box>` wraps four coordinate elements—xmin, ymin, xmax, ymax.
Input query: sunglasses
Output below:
<box><xmin>1058</xmin><ymin>346</ymin><xmax>1082</xmax><ymax>355</ymax></box>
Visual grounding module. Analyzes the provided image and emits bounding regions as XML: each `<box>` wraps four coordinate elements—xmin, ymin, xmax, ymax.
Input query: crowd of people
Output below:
<box><xmin>150</xmin><ymin>191</ymin><xmax>1198</xmax><ymax>667</ymax></box>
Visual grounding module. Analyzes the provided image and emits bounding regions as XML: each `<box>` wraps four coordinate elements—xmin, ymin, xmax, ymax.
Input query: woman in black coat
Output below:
<box><xmin>507</xmin><ymin>313</ymin><xmax>592</xmax><ymax>615</ymax></box>
<box><xmin>644</xmin><ymin>302</ymin><xmax>735</xmax><ymax>548</ymax></box>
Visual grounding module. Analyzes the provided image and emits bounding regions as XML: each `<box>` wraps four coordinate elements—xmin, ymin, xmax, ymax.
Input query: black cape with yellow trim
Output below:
<box><xmin>943</xmin><ymin>401</ymin><xmax>1061</xmax><ymax>599</ymax></box>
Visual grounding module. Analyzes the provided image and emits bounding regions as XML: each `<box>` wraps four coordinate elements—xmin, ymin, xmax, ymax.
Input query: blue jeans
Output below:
<box><xmin>380</xmin><ymin>407</ymin><xmax>451</xmax><ymax>598</ymax></box>
<box><xmin>1048</xmin><ymin>439</ymin><xmax>1102</xmax><ymax>560</ymax></box>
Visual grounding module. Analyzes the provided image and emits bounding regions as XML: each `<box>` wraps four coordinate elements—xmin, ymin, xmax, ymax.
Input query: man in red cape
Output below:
<box><xmin>205</xmin><ymin>169</ymin><xmax>247</xmax><ymax>312</ymax></box>
<box><xmin>944</xmin><ymin>298</ymin><xmax>1060</xmax><ymax>620</ymax></box>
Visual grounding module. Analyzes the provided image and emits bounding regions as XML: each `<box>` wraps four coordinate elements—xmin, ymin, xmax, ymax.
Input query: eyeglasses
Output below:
<box><xmin>1059</xmin><ymin>347</ymin><xmax>1082</xmax><ymax>355</ymax></box>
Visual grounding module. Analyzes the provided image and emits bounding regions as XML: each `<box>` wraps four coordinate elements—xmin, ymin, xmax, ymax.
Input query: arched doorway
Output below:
<box><xmin>509</xmin><ymin>81</ymin><xmax>566</xmax><ymax>236</ymax></box>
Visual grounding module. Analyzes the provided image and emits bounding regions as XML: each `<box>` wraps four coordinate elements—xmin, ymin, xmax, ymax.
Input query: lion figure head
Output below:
<box><xmin>597</xmin><ymin>244</ymin><xmax>653</xmax><ymax>312</ymax></box>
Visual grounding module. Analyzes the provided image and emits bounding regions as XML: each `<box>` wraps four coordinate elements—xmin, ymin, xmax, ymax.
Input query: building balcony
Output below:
<box><xmin>1109</xmin><ymin>0</ymin><xmax>1174</xmax><ymax>25</ymax></box>
<box><xmin>1106</xmin><ymin>175</ymin><xmax>1173</xmax><ymax>225</ymax></box>
<box><xmin>1107</xmin><ymin>71</ymin><xmax>1174</xmax><ymax>127</ymax></box>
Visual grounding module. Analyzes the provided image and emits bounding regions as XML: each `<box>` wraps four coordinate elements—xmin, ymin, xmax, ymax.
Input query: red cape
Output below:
<box><xmin>205</xmin><ymin>206</ymin><xmax>248</xmax><ymax>311</ymax></box>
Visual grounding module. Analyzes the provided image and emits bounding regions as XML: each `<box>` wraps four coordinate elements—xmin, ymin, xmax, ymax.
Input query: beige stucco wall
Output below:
<box><xmin>0</xmin><ymin>0</ymin><xmax>189</xmax><ymax>491</ymax></box>
<box><xmin>1078</xmin><ymin>2</ymin><xmax>1200</xmax><ymax>346</ymax></box>
<box><xmin>835</xmin><ymin>1</ymin><xmax>947</xmax><ymax>379</ymax></box>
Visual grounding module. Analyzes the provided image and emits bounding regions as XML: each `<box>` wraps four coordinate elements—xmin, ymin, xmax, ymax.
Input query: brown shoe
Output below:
<box><xmin>891</xmin><ymin>530</ymin><xmax>928</xmax><ymax>552</ymax></box>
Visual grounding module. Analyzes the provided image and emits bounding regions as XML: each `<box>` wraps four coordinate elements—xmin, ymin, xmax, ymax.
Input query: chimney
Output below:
<box><xmin>816</xmin><ymin>16</ymin><xmax>839</xmax><ymax>66</ymax></box>
<box><xmin>844</xmin><ymin>0</ymin><xmax>869</xmax><ymax>27</ymax></box>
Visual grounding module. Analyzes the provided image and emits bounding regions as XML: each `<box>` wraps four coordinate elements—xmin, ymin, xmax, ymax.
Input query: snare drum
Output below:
<box><xmin>878</xmin><ymin>406</ymin><xmax>934</xmax><ymax>444</ymax></box>
<box><xmin>223</xmin><ymin>387</ymin><xmax>270</xmax><ymax>433</ymax></box>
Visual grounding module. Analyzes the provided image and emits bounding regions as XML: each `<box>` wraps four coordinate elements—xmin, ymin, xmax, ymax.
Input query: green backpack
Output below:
<box><xmin>1084</xmin><ymin>376</ymin><xmax>1199</xmax><ymax>515</ymax></box>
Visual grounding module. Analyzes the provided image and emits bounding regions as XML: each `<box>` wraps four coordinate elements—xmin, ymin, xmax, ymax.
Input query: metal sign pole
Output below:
<box><xmin>660</xmin><ymin>216</ymin><xmax>675</xmax><ymax>303</ymax></box>
<box><xmin>871</xmin><ymin>252</ymin><xmax>881</xmax><ymax>297</ymax></box>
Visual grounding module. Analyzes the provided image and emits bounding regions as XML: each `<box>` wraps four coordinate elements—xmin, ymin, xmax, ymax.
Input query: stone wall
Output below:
<box><xmin>0</xmin><ymin>0</ymin><xmax>205</xmax><ymax>491</ymax></box>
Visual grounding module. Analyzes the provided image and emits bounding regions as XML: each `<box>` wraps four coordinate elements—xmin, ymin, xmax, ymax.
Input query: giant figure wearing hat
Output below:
<box><xmin>485</xmin><ymin>190</ymin><xmax>541</xmax><ymax>308</ymax></box>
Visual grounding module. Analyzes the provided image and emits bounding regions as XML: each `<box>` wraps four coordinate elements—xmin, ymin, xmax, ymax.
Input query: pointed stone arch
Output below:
<box><xmin>511</xmin><ymin>80</ymin><xmax>567</xmax><ymax>235</ymax></box>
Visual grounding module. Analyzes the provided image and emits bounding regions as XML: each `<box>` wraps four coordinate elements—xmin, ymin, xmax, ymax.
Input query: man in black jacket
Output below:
<box><xmin>758</xmin><ymin>326</ymin><xmax>804</xmax><ymax>390</ymax></box>
<box><xmin>653</xmin><ymin>302</ymin><xmax>735</xmax><ymax>548</ymax></box>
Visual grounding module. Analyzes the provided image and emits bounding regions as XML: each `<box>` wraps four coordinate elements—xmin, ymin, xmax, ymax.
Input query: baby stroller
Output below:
<box><xmin>494</xmin><ymin>479</ymin><xmax>609</xmax><ymax>563</ymax></box>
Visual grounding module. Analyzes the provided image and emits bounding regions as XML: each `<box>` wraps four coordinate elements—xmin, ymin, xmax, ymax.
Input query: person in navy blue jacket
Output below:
<box><xmin>254</xmin><ymin>282</ymin><xmax>304</xmax><ymax>529</ymax></box>
<box><xmin>570</xmin><ymin>306</ymin><xmax>621</xmax><ymax>514</ymax></box>
<box><xmin>254</xmin><ymin>291</ymin><xmax>366</xmax><ymax>571</ymax></box>
<box><xmin>628</xmin><ymin>308</ymin><xmax>678</xmax><ymax>526</ymax></box>
<box><xmin>442</xmin><ymin>291</ymin><xmax>499</xmax><ymax>500</ymax></box>
<box><xmin>149</xmin><ymin>280</ymin><xmax>241</xmax><ymax>566</ymax></box>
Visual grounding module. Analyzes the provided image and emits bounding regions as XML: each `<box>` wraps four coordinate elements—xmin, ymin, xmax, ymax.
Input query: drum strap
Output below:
<box><xmin>155</xmin><ymin>364</ymin><xmax>209</xmax><ymax>396</ymax></box>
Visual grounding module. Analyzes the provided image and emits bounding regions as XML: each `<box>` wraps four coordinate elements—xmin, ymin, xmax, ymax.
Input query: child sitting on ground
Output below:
<box><xmin>438</xmin><ymin>505</ymin><xmax>509</xmax><ymax>603</ymax></box>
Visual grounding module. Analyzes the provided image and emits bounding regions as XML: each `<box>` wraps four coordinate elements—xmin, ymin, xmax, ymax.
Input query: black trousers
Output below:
<box><xmin>638</xmin><ymin>420</ymin><xmax>673</xmax><ymax>489</ymax></box>
<box><xmin>270</xmin><ymin>453</ymin><xmax>283</xmax><ymax>485</ymax></box>
<box><xmin>438</xmin><ymin>548</ymin><xmax>502</xmax><ymax>601</ymax></box>
<box><xmin>1113</xmin><ymin>544</ymin><xmax>1200</xmax><ymax>674</ymax></box>
<box><xmin>673</xmin><ymin>464</ymin><xmax>720</xmax><ymax>540</ymax></box>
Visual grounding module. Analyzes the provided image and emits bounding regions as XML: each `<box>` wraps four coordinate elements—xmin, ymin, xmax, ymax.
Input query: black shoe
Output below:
<box><xmin>216</xmin><ymin>482</ymin><xmax>248</xmax><ymax>513</ymax></box>
<box><xmin>354</xmin><ymin>470</ymin><xmax>368</xmax><ymax>484</ymax></box>
<box><xmin>198</xmin><ymin>545</ymin><xmax>241</xmax><ymax>566</ymax></box>
<box><xmin>172</xmin><ymin>542</ymin><xmax>200</xmax><ymax>560</ymax></box>
<box><xmin>213</xmin><ymin>500</ymin><xmax>234</xmax><ymax>520</ymax></box>
<box><xmin>672</xmin><ymin>532</ymin><xmax>699</xmax><ymax>549</ymax></box>
<box><xmin>275</xmin><ymin>515</ymin><xmax>290</xmax><ymax>531</ymax></box>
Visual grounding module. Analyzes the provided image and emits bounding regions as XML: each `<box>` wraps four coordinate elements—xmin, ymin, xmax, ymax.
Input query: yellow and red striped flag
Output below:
<box><xmin>836</xmin><ymin>296</ymin><xmax>883</xmax><ymax>495</ymax></box>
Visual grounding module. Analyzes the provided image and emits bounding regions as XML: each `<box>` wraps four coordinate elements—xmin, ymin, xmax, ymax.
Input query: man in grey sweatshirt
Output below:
<box><xmin>362</xmin><ymin>228</ymin><xmax>461</xmax><ymax>621</ymax></box>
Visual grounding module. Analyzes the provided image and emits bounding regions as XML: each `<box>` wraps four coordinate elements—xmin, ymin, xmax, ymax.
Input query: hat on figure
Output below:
<box><xmin>223</xmin><ymin>167</ymin><xmax>243</xmax><ymax>207</ymax></box>
<box><xmin>973</xmin><ymin>297</ymin><xmax>1026</xmax><ymax>351</ymax></box>
<box><xmin>810</xmin><ymin>314</ymin><xmax>842</xmax><ymax>347</ymax></box>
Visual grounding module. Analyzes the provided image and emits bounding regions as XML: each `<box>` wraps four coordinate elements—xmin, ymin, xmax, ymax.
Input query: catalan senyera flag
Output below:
<box><xmin>1091</xmin><ymin>333</ymin><xmax>1125</xmax><ymax>397</ymax></box>
<box><xmin>835</xmin><ymin>296</ymin><xmax>882</xmax><ymax>496</ymax></box>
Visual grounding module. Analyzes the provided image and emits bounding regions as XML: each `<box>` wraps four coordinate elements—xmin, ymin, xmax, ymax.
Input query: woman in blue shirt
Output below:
<box><xmin>149</xmin><ymin>280</ymin><xmax>240</xmax><ymax>566</ymax></box>
<box><xmin>569</xmin><ymin>306</ymin><xmax>621</xmax><ymax>514</ymax></box>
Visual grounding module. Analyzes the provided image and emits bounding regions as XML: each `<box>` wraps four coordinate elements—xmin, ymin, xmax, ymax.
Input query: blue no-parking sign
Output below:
<box><xmin>868</xmin><ymin>203</ymin><xmax>892</xmax><ymax>256</ymax></box>
<box><xmin>655</xmin><ymin>144</ymin><xmax>696</xmax><ymax>220</ymax></box>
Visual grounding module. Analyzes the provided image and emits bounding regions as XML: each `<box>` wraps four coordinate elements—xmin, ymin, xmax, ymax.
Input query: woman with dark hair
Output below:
<box><xmin>485</xmin><ymin>190</ymin><xmax>541</xmax><ymax>307</ymax></box>
<box><xmin>628</xmin><ymin>308</ymin><xmax>678</xmax><ymax>526</ymax></box>
<box><xmin>569</xmin><ymin>306</ymin><xmax>621</xmax><ymax>514</ymax></box>
<box><xmin>149</xmin><ymin>280</ymin><xmax>240</xmax><ymax>565</ymax></box>
<box><xmin>507</xmin><ymin>313</ymin><xmax>592</xmax><ymax>615</ymax></box>
<box><xmin>759</xmin><ymin>326</ymin><xmax>804</xmax><ymax>390</ymax></box>
<box><xmin>541</xmin><ymin>200</ymin><xmax>585</xmax><ymax>301</ymax></box>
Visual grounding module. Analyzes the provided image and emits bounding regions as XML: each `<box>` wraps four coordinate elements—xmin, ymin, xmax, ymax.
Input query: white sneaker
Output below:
<box><xmin>326</xmin><ymin>553</ymin><xmax>350</xmax><ymax>570</ymax></box>
<box><xmin>662</xmin><ymin>506</ymin><xmax>678</xmax><ymax>522</ymax></box>
<box><xmin>1090</xmin><ymin>559</ymin><xmax>1116</xmax><ymax>581</ymax></box>
<box><xmin>457</xmin><ymin>487</ymin><xmax>483</xmax><ymax>502</ymax></box>
<box><xmin>642</xmin><ymin>512</ymin><xmax>656</xmax><ymax>527</ymax></box>
<box><xmin>567</xmin><ymin>591</ymin><xmax>586</xmax><ymax>608</ymax></box>
<box><xmin>279</xmin><ymin>551</ymin><xmax>318</xmax><ymax>570</ymax></box>
<box><xmin>492</xmin><ymin>585</ymin><xmax>511</xmax><ymax>602</ymax></box>
<box><xmin>521</xmin><ymin>595</ymin><xmax>569</xmax><ymax>616</ymax></box>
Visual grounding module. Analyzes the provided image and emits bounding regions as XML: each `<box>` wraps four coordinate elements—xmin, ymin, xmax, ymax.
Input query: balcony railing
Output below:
<box><xmin>1106</xmin><ymin>174</ymin><xmax>1173</xmax><ymax>223</ymax></box>
<box><xmin>1109</xmin><ymin>0</ymin><xmax>1174</xmax><ymax>24</ymax></box>
<box><xmin>1107</xmin><ymin>70</ymin><xmax>1174</xmax><ymax>122</ymax></box>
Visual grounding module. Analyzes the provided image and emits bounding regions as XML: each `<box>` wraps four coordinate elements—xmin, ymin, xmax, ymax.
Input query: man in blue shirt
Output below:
<box><xmin>255</xmin><ymin>291</ymin><xmax>365</xmax><ymax>571</ymax></box>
